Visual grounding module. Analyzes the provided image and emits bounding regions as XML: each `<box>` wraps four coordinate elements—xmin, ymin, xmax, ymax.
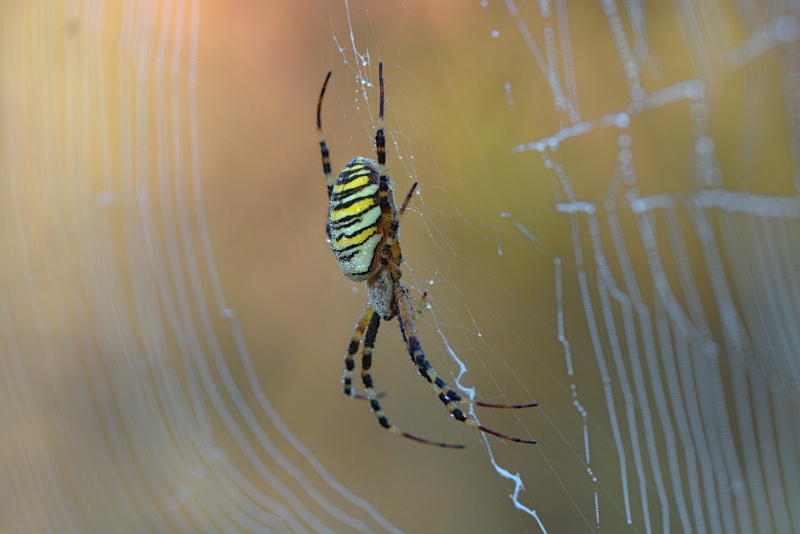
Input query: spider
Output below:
<box><xmin>316</xmin><ymin>63</ymin><xmax>538</xmax><ymax>448</ymax></box>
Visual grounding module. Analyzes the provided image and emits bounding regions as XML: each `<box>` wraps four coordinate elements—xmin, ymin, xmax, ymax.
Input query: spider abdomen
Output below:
<box><xmin>329</xmin><ymin>157</ymin><xmax>393</xmax><ymax>281</ymax></box>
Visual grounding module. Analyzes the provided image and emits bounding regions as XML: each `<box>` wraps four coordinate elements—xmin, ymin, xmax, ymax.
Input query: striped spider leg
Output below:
<box><xmin>341</xmin><ymin>304</ymin><xmax>386</xmax><ymax>401</ymax></box>
<box><xmin>358</xmin><ymin>306</ymin><xmax>464</xmax><ymax>448</ymax></box>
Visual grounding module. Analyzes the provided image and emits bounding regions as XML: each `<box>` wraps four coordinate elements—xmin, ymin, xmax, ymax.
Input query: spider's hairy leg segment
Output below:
<box><xmin>398</xmin><ymin>182</ymin><xmax>418</xmax><ymax>218</ymax></box>
<box><xmin>317</xmin><ymin>71</ymin><xmax>334</xmax><ymax>193</ymax></box>
<box><xmin>359</xmin><ymin>310</ymin><xmax>464</xmax><ymax>448</ymax></box>
<box><xmin>342</xmin><ymin>305</ymin><xmax>375</xmax><ymax>397</ymax></box>
<box><xmin>317</xmin><ymin>71</ymin><xmax>332</xmax><ymax>129</ymax></box>
<box><xmin>376</xmin><ymin>131</ymin><xmax>386</xmax><ymax>169</ymax></box>
<box><xmin>466</xmin><ymin>419</ymin><xmax>537</xmax><ymax>444</ymax></box>
<box><xmin>360</xmin><ymin>312</ymin><xmax>382</xmax><ymax>413</ymax></box>
<box><xmin>378</xmin><ymin>62</ymin><xmax>384</xmax><ymax>121</ymax></box>
<box><xmin>376</xmin><ymin>62</ymin><xmax>386</xmax><ymax>173</ymax></box>
<box><xmin>468</xmin><ymin>399</ymin><xmax>539</xmax><ymax>409</ymax></box>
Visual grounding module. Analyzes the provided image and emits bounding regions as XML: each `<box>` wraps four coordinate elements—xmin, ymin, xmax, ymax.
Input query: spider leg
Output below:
<box><xmin>378</xmin><ymin>181</ymin><xmax>418</xmax><ymax>278</ymax></box>
<box><xmin>317</xmin><ymin>71</ymin><xmax>334</xmax><ymax>194</ymax></box>
<box><xmin>373</xmin><ymin>62</ymin><xmax>416</xmax><ymax>276</ymax></box>
<box><xmin>394</xmin><ymin>284</ymin><xmax>538</xmax><ymax>444</ymax></box>
<box><xmin>374</xmin><ymin>62</ymin><xmax>399</xmax><ymax>275</ymax></box>
<box><xmin>397</xmin><ymin>182</ymin><xmax>417</xmax><ymax>217</ymax></box>
<box><xmin>317</xmin><ymin>71</ymin><xmax>334</xmax><ymax>239</ymax></box>
<box><xmin>360</xmin><ymin>310</ymin><xmax>464</xmax><ymax>448</ymax></box>
<box><xmin>340</xmin><ymin>305</ymin><xmax>389</xmax><ymax>400</ymax></box>
<box><xmin>376</xmin><ymin>62</ymin><xmax>386</xmax><ymax>179</ymax></box>
<box><xmin>342</xmin><ymin>304</ymin><xmax>374</xmax><ymax>397</ymax></box>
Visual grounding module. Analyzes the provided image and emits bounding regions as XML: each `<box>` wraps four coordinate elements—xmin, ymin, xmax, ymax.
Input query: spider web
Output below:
<box><xmin>1</xmin><ymin>0</ymin><xmax>799</xmax><ymax>533</ymax></box>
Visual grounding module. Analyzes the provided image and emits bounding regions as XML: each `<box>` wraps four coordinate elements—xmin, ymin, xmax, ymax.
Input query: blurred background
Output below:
<box><xmin>1</xmin><ymin>0</ymin><xmax>799</xmax><ymax>532</ymax></box>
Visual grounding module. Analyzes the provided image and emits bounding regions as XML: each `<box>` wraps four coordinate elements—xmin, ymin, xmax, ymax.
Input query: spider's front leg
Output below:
<box><xmin>316</xmin><ymin>71</ymin><xmax>334</xmax><ymax>196</ymax></box>
<box><xmin>316</xmin><ymin>71</ymin><xmax>335</xmax><ymax>239</ymax></box>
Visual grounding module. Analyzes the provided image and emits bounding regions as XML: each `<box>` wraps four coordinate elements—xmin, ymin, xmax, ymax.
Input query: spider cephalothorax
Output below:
<box><xmin>316</xmin><ymin>62</ymin><xmax>538</xmax><ymax>447</ymax></box>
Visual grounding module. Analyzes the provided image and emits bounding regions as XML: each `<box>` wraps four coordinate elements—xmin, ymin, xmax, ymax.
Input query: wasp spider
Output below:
<box><xmin>316</xmin><ymin>63</ymin><xmax>538</xmax><ymax>447</ymax></box>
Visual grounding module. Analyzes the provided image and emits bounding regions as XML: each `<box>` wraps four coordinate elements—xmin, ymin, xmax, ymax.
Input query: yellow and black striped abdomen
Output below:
<box><xmin>329</xmin><ymin>157</ymin><xmax>388</xmax><ymax>281</ymax></box>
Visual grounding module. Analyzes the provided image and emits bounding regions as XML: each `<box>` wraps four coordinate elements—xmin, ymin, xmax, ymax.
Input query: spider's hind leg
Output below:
<box><xmin>360</xmin><ymin>311</ymin><xmax>464</xmax><ymax>449</ymax></box>
<box><xmin>395</xmin><ymin>285</ymin><xmax>538</xmax><ymax>445</ymax></box>
<box><xmin>342</xmin><ymin>305</ymin><xmax>374</xmax><ymax>397</ymax></box>
<box><xmin>341</xmin><ymin>304</ymin><xmax>388</xmax><ymax>400</ymax></box>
